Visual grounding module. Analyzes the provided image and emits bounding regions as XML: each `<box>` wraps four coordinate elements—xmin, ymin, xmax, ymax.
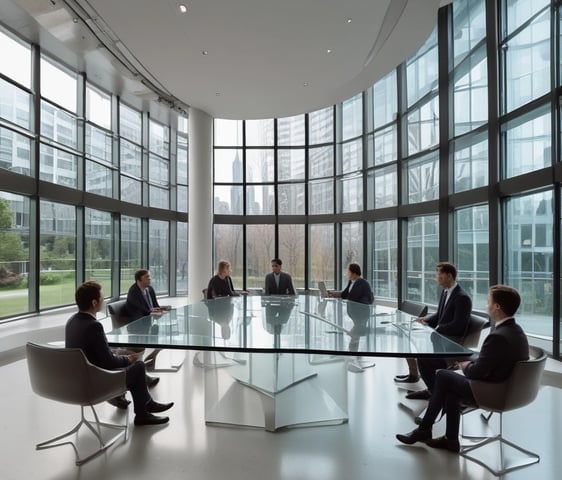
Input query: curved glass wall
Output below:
<box><xmin>2</xmin><ymin>0</ymin><xmax>562</xmax><ymax>358</ymax></box>
<box><xmin>0</xmin><ymin>27</ymin><xmax>188</xmax><ymax>317</ymax></box>
<box><xmin>212</xmin><ymin>0</ymin><xmax>562</xmax><ymax>358</ymax></box>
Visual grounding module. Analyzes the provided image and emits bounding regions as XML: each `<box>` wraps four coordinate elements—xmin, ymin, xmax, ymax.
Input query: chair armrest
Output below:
<box><xmin>86</xmin><ymin>364</ymin><xmax>127</xmax><ymax>405</ymax></box>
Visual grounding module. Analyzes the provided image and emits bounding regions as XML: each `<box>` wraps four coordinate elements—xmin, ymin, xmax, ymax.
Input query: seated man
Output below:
<box><xmin>65</xmin><ymin>281</ymin><xmax>174</xmax><ymax>426</ymax></box>
<box><xmin>264</xmin><ymin>258</ymin><xmax>296</xmax><ymax>295</ymax></box>
<box><xmin>124</xmin><ymin>269</ymin><xmax>165</xmax><ymax>320</ymax></box>
<box><xmin>121</xmin><ymin>269</ymin><xmax>164</xmax><ymax>397</ymax></box>
<box><xmin>402</xmin><ymin>262</ymin><xmax>471</xmax><ymax>400</ymax></box>
<box><xmin>328</xmin><ymin>263</ymin><xmax>374</xmax><ymax>305</ymax></box>
<box><xmin>396</xmin><ymin>285</ymin><xmax>529</xmax><ymax>452</ymax></box>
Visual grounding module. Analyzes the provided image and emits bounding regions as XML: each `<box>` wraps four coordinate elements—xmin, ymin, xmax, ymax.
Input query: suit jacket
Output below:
<box><xmin>264</xmin><ymin>271</ymin><xmax>296</xmax><ymax>295</ymax></box>
<box><xmin>124</xmin><ymin>283</ymin><xmax>160</xmax><ymax>321</ymax></box>
<box><xmin>424</xmin><ymin>284</ymin><xmax>471</xmax><ymax>343</ymax></box>
<box><xmin>341</xmin><ymin>277</ymin><xmax>374</xmax><ymax>305</ymax></box>
<box><xmin>65</xmin><ymin>311</ymin><xmax>129</xmax><ymax>370</ymax></box>
<box><xmin>463</xmin><ymin>318</ymin><xmax>529</xmax><ymax>382</ymax></box>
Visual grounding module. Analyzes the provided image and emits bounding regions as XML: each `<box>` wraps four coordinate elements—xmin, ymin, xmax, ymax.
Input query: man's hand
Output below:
<box><xmin>151</xmin><ymin>308</ymin><xmax>164</xmax><ymax>317</ymax></box>
<box><xmin>458</xmin><ymin>360</ymin><xmax>470</xmax><ymax>370</ymax></box>
<box><xmin>415</xmin><ymin>316</ymin><xmax>425</xmax><ymax>324</ymax></box>
<box><xmin>127</xmin><ymin>352</ymin><xmax>141</xmax><ymax>364</ymax></box>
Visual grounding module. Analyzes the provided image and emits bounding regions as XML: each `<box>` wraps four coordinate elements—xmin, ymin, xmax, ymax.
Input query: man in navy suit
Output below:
<box><xmin>405</xmin><ymin>262</ymin><xmax>472</xmax><ymax>400</ymax></box>
<box><xmin>396</xmin><ymin>285</ymin><xmax>529</xmax><ymax>452</ymax></box>
<box><xmin>124</xmin><ymin>269</ymin><xmax>164</xmax><ymax>320</ymax></box>
<box><xmin>65</xmin><ymin>281</ymin><xmax>173</xmax><ymax>426</ymax></box>
<box><xmin>122</xmin><ymin>269</ymin><xmax>163</xmax><ymax>391</ymax></box>
<box><xmin>264</xmin><ymin>258</ymin><xmax>296</xmax><ymax>295</ymax></box>
<box><xmin>328</xmin><ymin>263</ymin><xmax>374</xmax><ymax>305</ymax></box>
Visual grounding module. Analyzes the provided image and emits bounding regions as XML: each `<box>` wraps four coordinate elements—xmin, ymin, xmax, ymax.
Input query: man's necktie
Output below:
<box><xmin>145</xmin><ymin>289</ymin><xmax>153</xmax><ymax>309</ymax></box>
<box><xmin>437</xmin><ymin>290</ymin><xmax>446</xmax><ymax>318</ymax></box>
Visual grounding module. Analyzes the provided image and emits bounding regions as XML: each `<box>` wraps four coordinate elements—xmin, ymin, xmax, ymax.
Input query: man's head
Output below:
<box><xmin>271</xmin><ymin>258</ymin><xmax>282</xmax><ymax>274</ymax></box>
<box><xmin>135</xmin><ymin>269</ymin><xmax>151</xmax><ymax>289</ymax></box>
<box><xmin>75</xmin><ymin>281</ymin><xmax>103</xmax><ymax>312</ymax></box>
<box><xmin>436</xmin><ymin>262</ymin><xmax>457</xmax><ymax>288</ymax></box>
<box><xmin>487</xmin><ymin>285</ymin><xmax>521</xmax><ymax>320</ymax></box>
<box><xmin>347</xmin><ymin>263</ymin><xmax>361</xmax><ymax>280</ymax></box>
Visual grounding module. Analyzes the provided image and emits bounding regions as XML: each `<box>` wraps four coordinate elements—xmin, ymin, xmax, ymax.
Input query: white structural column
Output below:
<box><xmin>188</xmin><ymin>108</ymin><xmax>213</xmax><ymax>301</ymax></box>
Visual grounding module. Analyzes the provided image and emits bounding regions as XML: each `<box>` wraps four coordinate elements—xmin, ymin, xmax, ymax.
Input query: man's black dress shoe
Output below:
<box><xmin>146</xmin><ymin>400</ymin><xmax>174</xmax><ymax>413</ymax></box>
<box><xmin>146</xmin><ymin>375</ymin><xmax>160</xmax><ymax>388</ymax></box>
<box><xmin>394</xmin><ymin>374</ymin><xmax>420</xmax><ymax>383</ymax></box>
<box><xmin>107</xmin><ymin>395</ymin><xmax>130</xmax><ymax>409</ymax></box>
<box><xmin>134</xmin><ymin>413</ymin><xmax>169</xmax><ymax>426</ymax></box>
<box><xmin>396</xmin><ymin>427</ymin><xmax>432</xmax><ymax>445</ymax></box>
<box><xmin>405</xmin><ymin>389</ymin><xmax>431</xmax><ymax>400</ymax></box>
<box><xmin>426</xmin><ymin>436</ymin><xmax>460</xmax><ymax>453</ymax></box>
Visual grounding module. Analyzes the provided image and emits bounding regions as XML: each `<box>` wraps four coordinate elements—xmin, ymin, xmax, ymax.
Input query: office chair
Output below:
<box><xmin>460</xmin><ymin>346</ymin><xmax>546</xmax><ymax>476</ymax></box>
<box><xmin>26</xmin><ymin>342</ymin><xmax>128</xmax><ymax>466</ymax></box>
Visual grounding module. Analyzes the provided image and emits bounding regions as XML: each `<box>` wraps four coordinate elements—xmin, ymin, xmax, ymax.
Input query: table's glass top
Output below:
<box><xmin>106</xmin><ymin>295</ymin><xmax>474</xmax><ymax>358</ymax></box>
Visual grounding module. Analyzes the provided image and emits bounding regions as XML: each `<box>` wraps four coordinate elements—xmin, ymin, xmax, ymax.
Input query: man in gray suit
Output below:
<box><xmin>396</xmin><ymin>285</ymin><xmax>529</xmax><ymax>452</ymax></box>
<box><xmin>264</xmin><ymin>258</ymin><xmax>296</xmax><ymax>295</ymax></box>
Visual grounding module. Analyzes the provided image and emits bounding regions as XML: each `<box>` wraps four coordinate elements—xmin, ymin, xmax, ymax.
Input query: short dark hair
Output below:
<box><xmin>75</xmin><ymin>281</ymin><xmax>102</xmax><ymax>311</ymax></box>
<box><xmin>348</xmin><ymin>263</ymin><xmax>362</xmax><ymax>276</ymax></box>
<box><xmin>271</xmin><ymin>258</ymin><xmax>282</xmax><ymax>266</ymax></box>
<box><xmin>436</xmin><ymin>262</ymin><xmax>457</xmax><ymax>280</ymax></box>
<box><xmin>489</xmin><ymin>285</ymin><xmax>521</xmax><ymax>317</ymax></box>
<box><xmin>134</xmin><ymin>269</ymin><xmax>149</xmax><ymax>282</ymax></box>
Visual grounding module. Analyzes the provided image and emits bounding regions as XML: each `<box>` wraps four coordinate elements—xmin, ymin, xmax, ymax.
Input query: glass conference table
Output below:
<box><xmin>106</xmin><ymin>295</ymin><xmax>473</xmax><ymax>431</ymax></box>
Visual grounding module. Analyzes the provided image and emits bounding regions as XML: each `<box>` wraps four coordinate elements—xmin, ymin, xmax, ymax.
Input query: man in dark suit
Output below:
<box><xmin>65</xmin><ymin>281</ymin><xmax>173</xmax><ymax>426</ymax></box>
<box><xmin>402</xmin><ymin>262</ymin><xmax>472</xmax><ymax>399</ymax></box>
<box><xmin>264</xmin><ymin>258</ymin><xmax>296</xmax><ymax>295</ymax></box>
<box><xmin>124</xmin><ymin>269</ymin><xmax>164</xmax><ymax>321</ymax></box>
<box><xmin>396</xmin><ymin>285</ymin><xmax>529</xmax><ymax>452</ymax></box>
<box><xmin>328</xmin><ymin>263</ymin><xmax>374</xmax><ymax>305</ymax></box>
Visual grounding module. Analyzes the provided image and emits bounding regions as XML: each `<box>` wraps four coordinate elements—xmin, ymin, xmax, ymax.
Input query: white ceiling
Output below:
<box><xmin>3</xmin><ymin>0</ymin><xmax>444</xmax><ymax>120</ymax></box>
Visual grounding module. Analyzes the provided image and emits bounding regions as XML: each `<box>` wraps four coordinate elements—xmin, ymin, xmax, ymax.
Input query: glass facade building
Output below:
<box><xmin>1</xmin><ymin>0</ymin><xmax>562</xmax><ymax>358</ymax></box>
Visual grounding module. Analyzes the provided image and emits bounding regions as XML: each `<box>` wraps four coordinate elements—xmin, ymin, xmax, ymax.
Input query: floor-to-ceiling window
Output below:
<box><xmin>0</xmin><ymin>25</ymin><xmax>187</xmax><ymax>318</ymax></box>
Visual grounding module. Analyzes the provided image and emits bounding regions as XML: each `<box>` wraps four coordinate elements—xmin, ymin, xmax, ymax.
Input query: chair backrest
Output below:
<box><xmin>26</xmin><ymin>342</ymin><xmax>125</xmax><ymax>406</ymax></box>
<box><xmin>462</xmin><ymin>314</ymin><xmax>490</xmax><ymax>348</ymax></box>
<box><xmin>107</xmin><ymin>299</ymin><xmax>128</xmax><ymax>328</ymax></box>
<box><xmin>202</xmin><ymin>288</ymin><xmax>208</xmax><ymax>299</ymax></box>
<box><xmin>469</xmin><ymin>346</ymin><xmax>546</xmax><ymax>412</ymax></box>
<box><xmin>399</xmin><ymin>300</ymin><xmax>428</xmax><ymax>318</ymax></box>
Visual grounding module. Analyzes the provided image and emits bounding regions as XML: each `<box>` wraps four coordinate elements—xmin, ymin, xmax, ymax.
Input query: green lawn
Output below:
<box><xmin>0</xmin><ymin>281</ymin><xmax>76</xmax><ymax>317</ymax></box>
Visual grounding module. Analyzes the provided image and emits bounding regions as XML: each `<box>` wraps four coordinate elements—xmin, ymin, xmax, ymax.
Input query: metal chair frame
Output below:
<box><xmin>26</xmin><ymin>342</ymin><xmax>129</xmax><ymax>466</ymax></box>
<box><xmin>459</xmin><ymin>346</ymin><xmax>546</xmax><ymax>476</ymax></box>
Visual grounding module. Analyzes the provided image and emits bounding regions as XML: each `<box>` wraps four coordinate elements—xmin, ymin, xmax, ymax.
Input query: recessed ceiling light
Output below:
<box><xmin>303</xmin><ymin>82</ymin><xmax>309</xmax><ymax>87</ymax></box>
<box><xmin>179</xmin><ymin>4</ymin><xmax>187</xmax><ymax>14</ymax></box>
<box><xmin>326</xmin><ymin>49</ymin><xmax>332</xmax><ymax>54</ymax></box>
<box><xmin>215</xmin><ymin>92</ymin><xmax>221</xmax><ymax>96</ymax></box>
<box><xmin>202</xmin><ymin>50</ymin><xmax>208</xmax><ymax>55</ymax></box>
<box><xmin>346</xmin><ymin>17</ymin><xmax>352</xmax><ymax>23</ymax></box>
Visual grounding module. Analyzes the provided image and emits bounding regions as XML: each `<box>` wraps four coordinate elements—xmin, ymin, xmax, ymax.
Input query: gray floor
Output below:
<box><xmin>1</xmin><ymin>297</ymin><xmax>561</xmax><ymax>480</ymax></box>
<box><xmin>1</xmin><ymin>347</ymin><xmax>561</xmax><ymax>480</ymax></box>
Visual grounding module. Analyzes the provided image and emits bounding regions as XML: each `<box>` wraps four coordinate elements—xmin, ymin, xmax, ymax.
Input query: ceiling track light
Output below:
<box><xmin>179</xmin><ymin>4</ymin><xmax>187</xmax><ymax>14</ymax></box>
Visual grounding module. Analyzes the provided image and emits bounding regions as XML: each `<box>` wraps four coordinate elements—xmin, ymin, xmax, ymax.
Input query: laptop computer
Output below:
<box><xmin>318</xmin><ymin>281</ymin><xmax>328</xmax><ymax>298</ymax></box>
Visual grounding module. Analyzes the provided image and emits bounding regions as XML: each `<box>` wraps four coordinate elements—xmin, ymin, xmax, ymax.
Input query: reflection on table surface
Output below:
<box><xmin>106</xmin><ymin>294</ymin><xmax>473</xmax><ymax>358</ymax></box>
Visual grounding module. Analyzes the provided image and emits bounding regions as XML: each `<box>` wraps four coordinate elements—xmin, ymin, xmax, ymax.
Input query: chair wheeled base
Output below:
<box><xmin>36</xmin><ymin>404</ymin><xmax>129</xmax><ymax>466</ymax></box>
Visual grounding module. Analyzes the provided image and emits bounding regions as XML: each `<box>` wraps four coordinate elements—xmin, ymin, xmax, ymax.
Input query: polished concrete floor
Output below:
<box><xmin>1</xmin><ymin>344</ymin><xmax>561</xmax><ymax>480</ymax></box>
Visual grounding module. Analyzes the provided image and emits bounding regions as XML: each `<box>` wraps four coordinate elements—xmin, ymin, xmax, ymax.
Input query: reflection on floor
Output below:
<box><xmin>1</xmin><ymin>348</ymin><xmax>560</xmax><ymax>480</ymax></box>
